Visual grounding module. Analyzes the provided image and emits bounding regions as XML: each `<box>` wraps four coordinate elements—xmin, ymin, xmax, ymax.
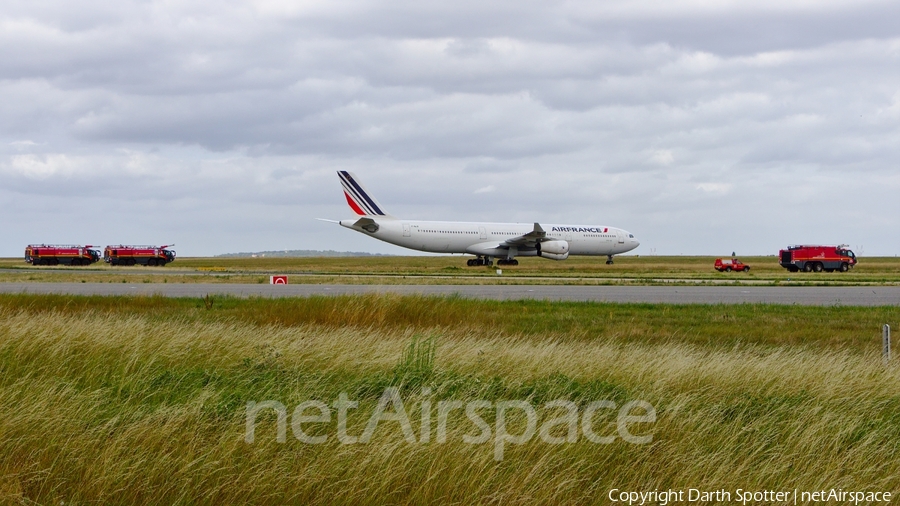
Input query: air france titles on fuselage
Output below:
<box><xmin>551</xmin><ymin>226</ymin><xmax>610</xmax><ymax>233</ymax></box>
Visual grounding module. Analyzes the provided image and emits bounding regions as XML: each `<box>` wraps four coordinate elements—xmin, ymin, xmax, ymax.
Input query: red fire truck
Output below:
<box><xmin>104</xmin><ymin>245</ymin><xmax>176</xmax><ymax>266</ymax></box>
<box><xmin>779</xmin><ymin>245</ymin><xmax>857</xmax><ymax>273</ymax></box>
<box><xmin>714</xmin><ymin>258</ymin><xmax>750</xmax><ymax>272</ymax></box>
<box><xmin>24</xmin><ymin>245</ymin><xmax>101</xmax><ymax>266</ymax></box>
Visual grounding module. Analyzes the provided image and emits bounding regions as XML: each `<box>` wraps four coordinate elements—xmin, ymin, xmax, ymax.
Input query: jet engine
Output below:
<box><xmin>538</xmin><ymin>240</ymin><xmax>569</xmax><ymax>260</ymax></box>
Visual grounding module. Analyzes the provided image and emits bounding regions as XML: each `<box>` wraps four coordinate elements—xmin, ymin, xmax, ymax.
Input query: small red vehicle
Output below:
<box><xmin>715</xmin><ymin>258</ymin><xmax>750</xmax><ymax>272</ymax></box>
<box><xmin>104</xmin><ymin>245</ymin><xmax>176</xmax><ymax>266</ymax></box>
<box><xmin>779</xmin><ymin>245</ymin><xmax>856</xmax><ymax>273</ymax></box>
<box><xmin>25</xmin><ymin>245</ymin><xmax>101</xmax><ymax>266</ymax></box>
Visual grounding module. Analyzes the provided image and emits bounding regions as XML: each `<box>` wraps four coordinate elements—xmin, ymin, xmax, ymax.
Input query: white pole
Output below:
<box><xmin>883</xmin><ymin>324</ymin><xmax>891</xmax><ymax>365</ymax></box>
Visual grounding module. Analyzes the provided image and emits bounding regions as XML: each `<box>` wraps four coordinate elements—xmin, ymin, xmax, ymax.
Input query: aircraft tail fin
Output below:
<box><xmin>338</xmin><ymin>171</ymin><xmax>392</xmax><ymax>217</ymax></box>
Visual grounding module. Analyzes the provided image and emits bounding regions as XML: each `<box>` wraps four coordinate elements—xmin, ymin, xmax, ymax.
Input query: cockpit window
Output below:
<box><xmin>628</xmin><ymin>234</ymin><xmax>634</xmax><ymax>238</ymax></box>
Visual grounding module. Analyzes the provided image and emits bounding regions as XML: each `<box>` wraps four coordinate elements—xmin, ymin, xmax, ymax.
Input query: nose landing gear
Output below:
<box><xmin>606</xmin><ymin>255</ymin><xmax>614</xmax><ymax>265</ymax></box>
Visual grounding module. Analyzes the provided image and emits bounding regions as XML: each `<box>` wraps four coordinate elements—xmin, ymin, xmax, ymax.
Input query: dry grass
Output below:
<box><xmin>1</xmin><ymin>295</ymin><xmax>899</xmax><ymax>504</ymax></box>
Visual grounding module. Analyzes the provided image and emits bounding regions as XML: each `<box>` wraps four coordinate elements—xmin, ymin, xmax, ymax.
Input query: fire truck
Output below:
<box><xmin>24</xmin><ymin>245</ymin><xmax>101</xmax><ymax>266</ymax></box>
<box><xmin>104</xmin><ymin>245</ymin><xmax>176</xmax><ymax>266</ymax></box>
<box><xmin>714</xmin><ymin>258</ymin><xmax>750</xmax><ymax>272</ymax></box>
<box><xmin>779</xmin><ymin>245</ymin><xmax>857</xmax><ymax>273</ymax></box>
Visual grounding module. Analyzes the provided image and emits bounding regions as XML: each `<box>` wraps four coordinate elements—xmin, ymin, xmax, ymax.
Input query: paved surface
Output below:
<box><xmin>2</xmin><ymin>283</ymin><xmax>900</xmax><ymax>305</ymax></box>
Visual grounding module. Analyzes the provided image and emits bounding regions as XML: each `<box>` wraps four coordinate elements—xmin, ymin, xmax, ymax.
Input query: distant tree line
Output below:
<box><xmin>215</xmin><ymin>250</ymin><xmax>392</xmax><ymax>258</ymax></box>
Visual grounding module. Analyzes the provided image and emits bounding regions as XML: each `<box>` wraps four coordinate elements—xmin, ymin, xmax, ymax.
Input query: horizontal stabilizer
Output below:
<box><xmin>351</xmin><ymin>217</ymin><xmax>380</xmax><ymax>233</ymax></box>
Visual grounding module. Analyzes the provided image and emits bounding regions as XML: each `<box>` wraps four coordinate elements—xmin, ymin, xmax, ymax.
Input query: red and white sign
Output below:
<box><xmin>270</xmin><ymin>275</ymin><xmax>289</xmax><ymax>285</ymax></box>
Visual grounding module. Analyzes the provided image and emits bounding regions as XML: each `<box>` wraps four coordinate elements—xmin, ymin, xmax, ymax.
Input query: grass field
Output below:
<box><xmin>1</xmin><ymin>293</ymin><xmax>899</xmax><ymax>504</ymax></box>
<box><xmin>3</xmin><ymin>255</ymin><xmax>900</xmax><ymax>285</ymax></box>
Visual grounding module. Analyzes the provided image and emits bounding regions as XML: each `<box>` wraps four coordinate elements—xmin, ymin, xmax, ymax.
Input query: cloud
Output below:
<box><xmin>9</xmin><ymin>140</ymin><xmax>39</xmax><ymax>149</ymax></box>
<box><xmin>695</xmin><ymin>182</ymin><xmax>732</xmax><ymax>194</ymax></box>
<box><xmin>464</xmin><ymin>158</ymin><xmax>518</xmax><ymax>173</ymax></box>
<box><xmin>649</xmin><ymin>150</ymin><xmax>674</xmax><ymax>166</ymax></box>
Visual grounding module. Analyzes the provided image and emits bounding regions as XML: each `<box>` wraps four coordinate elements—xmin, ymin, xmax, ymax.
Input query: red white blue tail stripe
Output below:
<box><xmin>339</xmin><ymin>171</ymin><xmax>388</xmax><ymax>216</ymax></box>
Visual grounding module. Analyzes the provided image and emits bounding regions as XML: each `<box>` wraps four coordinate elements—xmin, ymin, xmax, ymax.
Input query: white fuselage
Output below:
<box><xmin>339</xmin><ymin>218</ymin><xmax>640</xmax><ymax>258</ymax></box>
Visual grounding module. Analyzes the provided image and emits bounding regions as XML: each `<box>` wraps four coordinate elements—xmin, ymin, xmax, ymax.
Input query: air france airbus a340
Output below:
<box><xmin>325</xmin><ymin>171</ymin><xmax>639</xmax><ymax>266</ymax></box>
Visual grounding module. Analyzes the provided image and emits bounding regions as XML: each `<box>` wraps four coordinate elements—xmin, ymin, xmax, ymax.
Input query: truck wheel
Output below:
<box><xmin>803</xmin><ymin>263</ymin><xmax>812</xmax><ymax>272</ymax></box>
<box><xmin>725</xmin><ymin>266</ymin><xmax>732</xmax><ymax>272</ymax></box>
<box><xmin>744</xmin><ymin>266</ymin><xmax>750</xmax><ymax>272</ymax></box>
<box><xmin>839</xmin><ymin>263</ymin><xmax>849</xmax><ymax>272</ymax></box>
<box><xmin>813</xmin><ymin>262</ymin><xmax>824</xmax><ymax>272</ymax></box>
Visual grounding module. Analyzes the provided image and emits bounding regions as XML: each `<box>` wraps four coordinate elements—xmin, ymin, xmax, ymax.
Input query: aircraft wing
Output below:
<box><xmin>503</xmin><ymin>223</ymin><xmax>548</xmax><ymax>247</ymax></box>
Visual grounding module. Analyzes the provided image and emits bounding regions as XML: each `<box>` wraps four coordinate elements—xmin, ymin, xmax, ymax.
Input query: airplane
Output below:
<box><xmin>324</xmin><ymin>171</ymin><xmax>639</xmax><ymax>266</ymax></box>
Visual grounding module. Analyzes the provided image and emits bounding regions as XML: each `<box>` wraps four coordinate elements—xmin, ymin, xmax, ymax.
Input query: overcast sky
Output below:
<box><xmin>2</xmin><ymin>0</ymin><xmax>899</xmax><ymax>258</ymax></box>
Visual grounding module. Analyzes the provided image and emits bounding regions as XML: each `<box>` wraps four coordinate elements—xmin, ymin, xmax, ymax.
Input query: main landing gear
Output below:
<box><xmin>467</xmin><ymin>256</ymin><xmax>492</xmax><ymax>267</ymax></box>
<box><xmin>606</xmin><ymin>255</ymin><xmax>615</xmax><ymax>265</ymax></box>
<box><xmin>466</xmin><ymin>256</ymin><xmax>519</xmax><ymax>266</ymax></box>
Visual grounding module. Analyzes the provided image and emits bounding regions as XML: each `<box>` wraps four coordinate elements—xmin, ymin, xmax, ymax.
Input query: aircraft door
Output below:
<box><xmin>616</xmin><ymin>230</ymin><xmax>625</xmax><ymax>243</ymax></box>
<box><xmin>479</xmin><ymin>226</ymin><xmax>487</xmax><ymax>240</ymax></box>
<box><xmin>403</xmin><ymin>223</ymin><xmax>411</xmax><ymax>237</ymax></box>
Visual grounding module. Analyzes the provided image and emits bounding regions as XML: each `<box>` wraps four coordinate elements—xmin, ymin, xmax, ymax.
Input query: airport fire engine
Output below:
<box><xmin>778</xmin><ymin>245</ymin><xmax>856</xmax><ymax>272</ymax></box>
<box><xmin>714</xmin><ymin>258</ymin><xmax>750</xmax><ymax>272</ymax></box>
<box><xmin>24</xmin><ymin>245</ymin><xmax>101</xmax><ymax>266</ymax></box>
<box><xmin>104</xmin><ymin>245</ymin><xmax>176</xmax><ymax>266</ymax></box>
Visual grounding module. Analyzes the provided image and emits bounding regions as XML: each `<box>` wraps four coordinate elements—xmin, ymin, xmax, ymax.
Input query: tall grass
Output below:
<box><xmin>1</xmin><ymin>293</ymin><xmax>896</xmax><ymax>352</ymax></box>
<box><xmin>393</xmin><ymin>334</ymin><xmax>437</xmax><ymax>387</ymax></box>
<box><xmin>0</xmin><ymin>295</ymin><xmax>899</xmax><ymax>504</ymax></box>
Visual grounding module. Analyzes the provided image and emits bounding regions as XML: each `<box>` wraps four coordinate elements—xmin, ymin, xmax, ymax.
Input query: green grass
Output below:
<box><xmin>0</xmin><ymin>293</ymin><xmax>896</xmax><ymax>351</ymax></box>
<box><xmin>3</xmin><ymin>255</ymin><xmax>900</xmax><ymax>285</ymax></box>
<box><xmin>1</xmin><ymin>294</ymin><xmax>899</xmax><ymax>504</ymax></box>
